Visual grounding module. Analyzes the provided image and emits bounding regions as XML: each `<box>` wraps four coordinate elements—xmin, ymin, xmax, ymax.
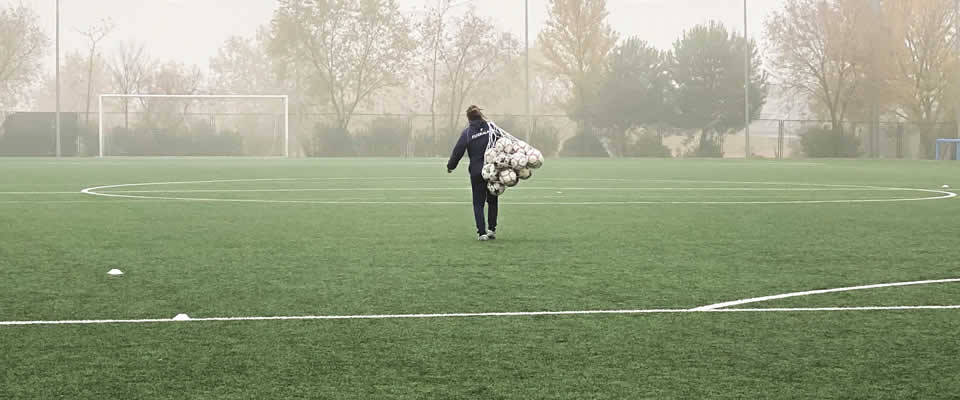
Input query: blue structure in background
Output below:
<box><xmin>935</xmin><ymin>139</ymin><xmax>960</xmax><ymax>160</ymax></box>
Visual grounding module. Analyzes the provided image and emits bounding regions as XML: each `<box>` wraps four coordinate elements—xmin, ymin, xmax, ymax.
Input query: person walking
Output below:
<box><xmin>447</xmin><ymin>105</ymin><xmax>500</xmax><ymax>241</ymax></box>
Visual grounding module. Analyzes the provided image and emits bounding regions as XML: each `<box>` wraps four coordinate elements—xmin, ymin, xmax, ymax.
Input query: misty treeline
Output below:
<box><xmin>3</xmin><ymin>0</ymin><xmax>959</xmax><ymax>158</ymax></box>
<box><xmin>768</xmin><ymin>0</ymin><xmax>960</xmax><ymax>158</ymax></box>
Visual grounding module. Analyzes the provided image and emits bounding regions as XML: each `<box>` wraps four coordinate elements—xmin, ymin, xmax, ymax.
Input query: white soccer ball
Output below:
<box><xmin>499</xmin><ymin>169</ymin><xmax>518</xmax><ymax>187</ymax></box>
<box><xmin>494</xmin><ymin>153</ymin><xmax>511</xmax><ymax>168</ymax></box>
<box><xmin>526</xmin><ymin>149</ymin><xmax>544</xmax><ymax>169</ymax></box>
<box><xmin>484</xmin><ymin>148</ymin><xmax>498</xmax><ymax>164</ymax></box>
<box><xmin>526</xmin><ymin>155</ymin><xmax>542</xmax><ymax>169</ymax></box>
<box><xmin>487</xmin><ymin>181</ymin><xmax>506</xmax><ymax>196</ymax></box>
<box><xmin>494</xmin><ymin>139</ymin><xmax>508</xmax><ymax>152</ymax></box>
<box><xmin>481</xmin><ymin>163</ymin><xmax>498</xmax><ymax>181</ymax></box>
<box><xmin>487</xmin><ymin>169</ymin><xmax>502</xmax><ymax>183</ymax></box>
<box><xmin>502</xmin><ymin>140</ymin><xmax>517</xmax><ymax>154</ymax></box>
<box><xmin>515</xmin><ymin>141</ymin><xmax>530</xmax><ymax>153</ymax></box>
<box><xmin>516</xmin><ymin>168</ymin><xmax>532</xmax><ymax>180</ymax></box>
<box><xmin>509</xmin><ymin>153</ymin><xmax>528</xmax><ymax>169</ymax></box>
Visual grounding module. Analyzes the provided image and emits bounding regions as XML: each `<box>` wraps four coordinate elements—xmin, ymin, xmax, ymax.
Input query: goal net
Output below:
<box><xmin>935</xmin><ymin>139</ymin><xmax>960</xmax><ymax>161</ymax></box>
<box><xmin>97</xmin><ymin>94</ymin><xmax>289</xmax><ymax>157</ymax></box>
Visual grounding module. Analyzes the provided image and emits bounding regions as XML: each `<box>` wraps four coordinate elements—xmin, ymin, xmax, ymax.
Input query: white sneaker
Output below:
<box><xmin>486</xmin><ymin>230</ymin><xmax>496</xmax><ymax>240</ymax></box>
<box><xmin>478</xmin><ymin>234</ymin><xmax>490</xmax><ymax>241</ymax></box>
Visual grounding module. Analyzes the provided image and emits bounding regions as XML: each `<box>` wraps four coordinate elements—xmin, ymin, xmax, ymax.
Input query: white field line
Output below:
<box><xmin>717</xmin><ymin>305</ymin><xmax>960</xmax><ymax>312</ymax></box>
<box><xmin>693</xmin><ymin>278</ymin><xmax>960</xmax><ymax>311</ymax></box>
<box><xmin>97</xmin><ymin>187</ymin><xmax>913</xmax><ymax>194</ymax></box>
<box><xmin>0</xmin><ymin>191</ymin><xmax>83</xmax><ymax>194</ymax></box>
<box><xmin>2</xmin><ymin>277</ymin><xmax>958</xmax><ymax>327</ymax></box>
<box><xmin>2</xmin><ymin>305</ymin><xmax>960</xmax><ymax>327</ymax></box>
<box><xmin>79</xmin><ymin>178</ymin><xmax>957</xmax><ymax>205</ymax></box>
<box><xmin>75</xmin><ymin>196</ymin><xmax>956</xmax><ymax>206</ymax></box>
<box><xmin>7</xmin><ymin>194</ymin><xmax>892</xmax><ymax>205</ymax></box>
<box><xmin>0</xmin><ymin>200</ymin><xmax>139</xmax><ymax>204</ymax></box>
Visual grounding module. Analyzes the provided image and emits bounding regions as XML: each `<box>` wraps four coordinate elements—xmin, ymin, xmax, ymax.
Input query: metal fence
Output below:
<box><xmin>740</xmin><ymin>120</ymin><xmax>959</xmax><ymax>160</ymax></box>
<box><xmin>1</xmin><ymin>110</ymin><xmax>957</xmax><ymax>159</ymax></box>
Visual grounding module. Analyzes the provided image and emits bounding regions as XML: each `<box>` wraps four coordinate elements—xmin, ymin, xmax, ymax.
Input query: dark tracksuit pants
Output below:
<box><xmin>470</xmin><ymin>174</ymin><xmax>498</xmax><ymax>235</ymax></box>
<box><xmin>449</xmin><ymin>119</ymin><xmax>501</xmax><ymax>236</ymax></box>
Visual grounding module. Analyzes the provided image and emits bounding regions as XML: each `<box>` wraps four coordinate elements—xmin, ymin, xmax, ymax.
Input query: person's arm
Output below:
<box><xmin>446</xmin><ymin>129</ymin><xmax>469</xmax><ymax>173</ymax></box>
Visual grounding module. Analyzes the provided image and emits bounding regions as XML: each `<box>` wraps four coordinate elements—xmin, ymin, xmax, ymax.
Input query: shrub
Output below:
<box><xmin>354</xmin><ymin>117</ymin><xmax>411</xmax><ymax>156</ymax></box>
<box><xmin>800</xmin><ymin>126</ymin><xmax>861</xmax><ymax>158</ymax></box>
<box><xmin>313</xmin><ymin>124</ymin><xmax>354</xmax><ymax>156</ymax></box>
<box><xmin>625</xmin><ymin>132</ymin><xmax>671</xmax><ymax>157</ymax></box>
<box><xmin>560</xmin><ymin>130</ymin><xmax>608</xmax><ymax>157</ymax></box>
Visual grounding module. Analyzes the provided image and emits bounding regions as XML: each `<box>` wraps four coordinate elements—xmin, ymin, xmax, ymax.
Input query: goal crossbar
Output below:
<box><xmin>97</xmin><ymin>94</ymin><xmax>290</xmax><ymax>158</ymax></box>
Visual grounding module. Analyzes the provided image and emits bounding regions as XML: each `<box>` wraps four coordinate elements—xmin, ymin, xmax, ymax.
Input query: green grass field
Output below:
<box><xmin>2</xmin><ymin>157</ymin><xmax>959</xmax><ymax>399</ymax></box>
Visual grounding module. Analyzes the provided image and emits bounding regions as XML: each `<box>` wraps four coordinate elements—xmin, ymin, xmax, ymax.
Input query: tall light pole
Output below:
<box><xmin>55</xmin><ymin>0</ymin><xmax>61</xmax><ymax>158</ymax></box>
<box><xmin>525</xmin><ymin>0</ymin><xmax>531</xmax><ymax>141</ymax></box>
<box><xmin>744</xmin><ymin>0</ymin><xmax>750</xmax><ymax>159</ymax></box>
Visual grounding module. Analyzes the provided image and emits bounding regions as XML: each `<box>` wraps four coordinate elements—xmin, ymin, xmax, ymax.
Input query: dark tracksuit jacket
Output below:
<box><xmin>447</xmin><ymin>119</ymin><xmax>500</xmax><ymax>235</ymax></box>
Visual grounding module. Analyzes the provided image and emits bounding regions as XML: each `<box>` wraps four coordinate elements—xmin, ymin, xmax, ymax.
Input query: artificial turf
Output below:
<box><xmin>1</xmin><ymin>157</ymin><xmax>958</xmax><ymax>398</ymax></box>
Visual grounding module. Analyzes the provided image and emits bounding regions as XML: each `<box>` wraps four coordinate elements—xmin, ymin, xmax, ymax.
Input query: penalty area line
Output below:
<box><xmin>694</xmin><ymin>278</ymin><xmax>960</xmax><ymax>311</ymax></box>
<box><xmin>2</xmin><ymin>305</ymin><xmax>960</xmax><ymax>326</ymax></box>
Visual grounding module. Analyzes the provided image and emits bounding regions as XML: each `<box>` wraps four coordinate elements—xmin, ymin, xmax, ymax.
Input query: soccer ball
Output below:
<box><xmin>526</xmin><ymin>154</ymin><xmax>541</xmax><ymax>169</ymax></box>
<box><xmin>499</xmin><ymin>169</ymin><xmax>518</xmax><ymax>187</ymax></box>
<box><xmin>494</xmin><ymin>138</ymin><xmax>508</xmax><ymax>152</ymax></box>
<box><xmin>526</xmin><ymin>149</ymin><xmax>543</xmax><ymax>169</ymax></box>
<box><xmin>487</xmin><ymin>169</ymin><xmax>502</xmax><ymax>183</ymax></box>
<box><xmin>509</xmin><ymin>153</ymin><xmax>528</xmax><ymax>169</ymax></box>
<box><xmin>502</xmin><ymin>140</ymin><xmax>517</xmax><ymax>154</ymax></box>
<box><xmin>487</xmin><ymin>181</ymin><xmax>506</xmax><ymax>196</ymax></box>
<box><xmin>494</xmin><ymin>153</ymin><xmax>511</xmax><ymax>168</ymax></box>
<box><xmin>515</xmin><ymin>141</ymin><xmax>530</xmax><ymax>153</ymax></box>
<box><xmin>481</xmin><ymin>163</ymin><xmax>498</xmax><ymax>181</ymax></box>
<box><xmin>516</xmin><ymin>168</ymin><xmax>532</xmax><ymax>180</ymax></box>
<box><xmin>484</xmin><ymin>148</ymin><xmax>498</xmax><ymax>164</ymax></box>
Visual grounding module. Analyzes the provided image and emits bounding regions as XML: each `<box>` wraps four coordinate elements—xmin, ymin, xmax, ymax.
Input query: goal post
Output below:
<box><xmin>935</xmin><ymin>138</ymin><xmax>960</xmax><ymax>161</ymax></box>
<box><xmin>98</xmin><ymin>94</ymin><xmax>289</xmax><ymax>158</ymax></box>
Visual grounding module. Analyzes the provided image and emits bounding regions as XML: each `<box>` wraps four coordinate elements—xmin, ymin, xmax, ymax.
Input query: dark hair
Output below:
<box><xmin>466</xmin><ymin>105</ymin><xmax>485</xmax><ymax>121</ymax></box>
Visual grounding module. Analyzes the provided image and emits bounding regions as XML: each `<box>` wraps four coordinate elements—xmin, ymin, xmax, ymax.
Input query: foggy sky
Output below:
<box><xmin>26</xmin><ymin>0</ymin><xmax>783</xmax><ymax>75</ymax></box>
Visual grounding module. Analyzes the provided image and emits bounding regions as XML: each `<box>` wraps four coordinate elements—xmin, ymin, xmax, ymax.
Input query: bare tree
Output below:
<box><xmin>31</xmin><ymin>51</ymin><xmax>93</xmax><ymax>112</ymax></box>
<box><xmin>141</xmin><ymin>61</ymin><xmax>203</xmax><ymax>133</ymax></box>
<box><xmin>77</xmin><ymin>19</ymin><xmax>114</xmax><ymax>128</ymax></box>
<box><xmin>475</xmin><ymin>45</ymin><xmax>569</xmax><ymax>116</ymax></box>
<box><xmin>108</xmin><ymin>41</ymin><xmax>152</xmax><ymax>129</ymax></box>
<box><xmin>766</xmin><ymin>0</ymin><xmax>873</xmax><ymax>134</ymax></box>
<box><xmin>0</xmin><ymin>3</ymin><xmax>48</xmax><ymax>108</ymax></box>
<box><xmin>437</xmin><ymin>7</ymin><xmax>520</xmax><ymax>140</ymax></box>
<box><xmin>418</xmin><ymin>0</ymin><xmax>454</xmax><ymax>154</ymax></box>
<box><xmin>886</xmin><ymin>1</ymin><xmax>958</xmax><ymax>122</ymax></box>
<box><xmin>270</xmin><ymin>0</ymin><xmax>416</xmax><ymax>130</ymax></box>
<box><xmin>247</xmin><ymin>24</ymin><xmax>328</xmax><ymax>157</ymax></box>
<box><xmin>882</xmin><ymin>0</ymin><xmax>959</xmax><ymax>157</ymax></box>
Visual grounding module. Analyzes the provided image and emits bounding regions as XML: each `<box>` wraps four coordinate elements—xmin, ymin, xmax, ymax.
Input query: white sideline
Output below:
<box><xmin>0</xmin><ymin>191</ymin><xmax>82</xmax><ymax>194</ymax></box>
<box><xmin>0</xmin><ymin>200</ymin><xmax>129</xmax><ymax>204</ymax></box>
<box><xmin>693</xmin><ymin>278</ymin><xmax>960</xmax><ymax>310</ymax></box>
<box><xmin>96</xmin><ymin>187</ymin><xmax>913</xmax><ymax>194</ymax></box>
<box><xmin>2</xmin><ymin>305</ymin><xmax>960</xmax><ymax>326</ymax></box>
<box><xmin>3</xmin><ymin>278</ymin><xmax>959</xmax><ymax>327</ymax></box>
